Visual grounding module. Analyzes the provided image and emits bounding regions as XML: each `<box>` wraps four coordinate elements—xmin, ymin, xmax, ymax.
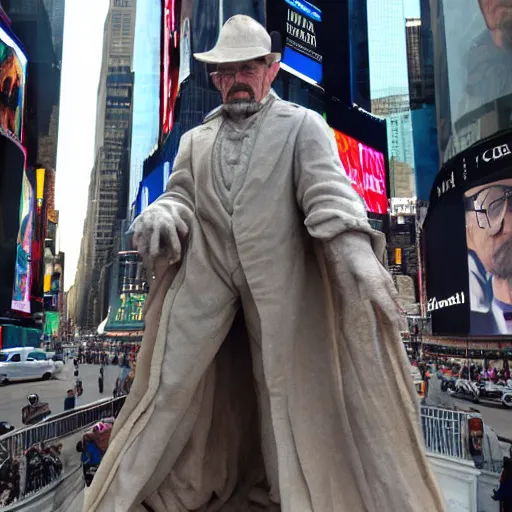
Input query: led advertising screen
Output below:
<box><xmin>331</xmin><ymin>128</ymin><xmax>388</xmax><ymax>215</ymax></box>
<box><xmin>0</xmin><ymin>25</ymin><xmax>27</xmax><ymax>143</ymax></box>
<box><xmin>424</xmin><ymin>129</ymin><xmax>512</xmax><ymax>336</ymax></box>
<box><xmin>0</xmin><ymin>137</ymin><xmax>26</xmax><ymax>314</ymax></box>
<box><xmin>268</xmin><ymin>0</ymin><xmax>322</xmax><ymax>86</ymax></box>
<box><xmin>161</xmin><ymin>0</ymin><xmax>181</xmax><ymax>138</ymax></box>
<box><xmin>11</xmin><ymin>169</ymin><xmax>34</xmax><ymax>314</ymax></box>
<box><xmin>431</xmin><ymin>0</ymin><xmax>512</xmax><ymax>163</ymax></box>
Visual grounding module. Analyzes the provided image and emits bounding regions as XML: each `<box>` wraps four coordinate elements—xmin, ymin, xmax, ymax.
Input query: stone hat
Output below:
<box><xmin>194</xmin><ymin>14</ymin><xmax>281</xmax><ymax>64</ymax></box>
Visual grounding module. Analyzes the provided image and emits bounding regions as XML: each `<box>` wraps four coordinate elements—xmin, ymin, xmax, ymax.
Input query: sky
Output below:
<box><xmin>403</xmin><ymin>0</ymin><xmax>420</xmax><ymax>18</ymax></box>
<box><xmin>55</xmin><ymin>0</ymin><xmax>109</xmax><ymax>291</ymax></box>
<box><xmin>367</xmin><ymin>0</ymin><xmax>420</xmax><ymax>99</ymax></box>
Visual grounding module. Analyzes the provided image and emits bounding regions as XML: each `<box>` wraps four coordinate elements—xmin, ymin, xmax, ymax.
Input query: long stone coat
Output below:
<box><xmin>83</xmin><ymin>93</ymin><xmax>445</xmax><ymax>512</ymax></box>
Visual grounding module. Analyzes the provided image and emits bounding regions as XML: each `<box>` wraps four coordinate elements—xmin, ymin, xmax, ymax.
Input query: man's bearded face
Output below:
<box><xmin>466</xmin><ymin>178</ymin><xmax>512</xmax><ymax>280</ymax></box>
<box><xmin>211</xmin><ymin>58</ymin><xmax>279</xmax><ymax>105</ymax></box>
<box><xmin>479</xmin><ymin>0</ymin><xmax>512</xmax><ymax>49</ymax></box>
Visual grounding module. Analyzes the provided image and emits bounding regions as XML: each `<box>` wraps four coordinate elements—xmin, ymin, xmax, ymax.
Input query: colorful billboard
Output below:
<box><xmin>331</xmin><ymin>128</ymin><xmax>388</xmax><ymax>215</ymax></box>
<box><xmin>161</xmin><ymin>0</ymin><xmax>181</xmax><ymax>138</ymax></box>
<box><xmin>0</xmin><ymin>25</ymin><xmax>27</xmax><ymax>142</ymax></box>
<box><xmin>11</xmin><ymin>169</ymin><xmax>34</xmax><ymax>314</ymax></box>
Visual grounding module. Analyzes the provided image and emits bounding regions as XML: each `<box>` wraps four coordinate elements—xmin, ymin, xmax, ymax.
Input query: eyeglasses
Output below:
<box><xmin>465</xmin><ymin>185</ymin><xmax>512</xmax><ymax>235</ymax></box>
<box><xmin>209</xmin><ymin>59</ymin><xmax>268</xmax><ymax>82</ymax></box>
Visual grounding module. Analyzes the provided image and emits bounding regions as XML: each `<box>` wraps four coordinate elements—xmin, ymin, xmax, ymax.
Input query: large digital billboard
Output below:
<box><xmin>424</xmin><ymin>129</ymin><xmax>512</xmax><ymax>336</ymax></box>
<box><xmin>11</xmin><ymin>168</ymin><xmax>34</xmax><ymax>314</ymax></box>
<box><xmin>0</xmin><ymin>136</ymin><xmax>26</xmax><ymax>314</ymax></box>
<box><xmin>431</xmin><ymin>0</ymin><xmax>512</xmax><ymax>163</ymax></box>
<box><xmin>267</xmin><ymin>0</ymin><xmax>322</xmax><ymax>87</ymax></box>
<box><xmin>0</xmin><ymin>25</ymin><xmax>27</xmax><ymax>143</ymax></box>
<box><xmin>161</xmin><ymin>0</ymin><xmax>181</xmax><ymax>138</ymax></box>
<box><xmin>331</xmin><ymin>128</ymin><xmax>388</xmax><ymax>215</ymax></box>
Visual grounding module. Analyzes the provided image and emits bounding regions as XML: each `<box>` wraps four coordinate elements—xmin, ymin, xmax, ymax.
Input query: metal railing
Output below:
<box><xmin>0</xmin><ymin>396</ymin><xmax>126</xmax><ymax>457</ymax></box>
<box><xmin>420</xmin><ymin>405</ymin><xmax>467</xmax><ymax>460</ymax></box>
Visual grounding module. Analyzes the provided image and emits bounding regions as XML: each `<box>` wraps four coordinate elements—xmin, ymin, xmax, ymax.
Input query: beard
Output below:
<box><xmin>222</xmin><ymin>83</ymin><xmax>261</xmax><ymax>117</ymax></box>
<box><xmin>491</xmin><ymin>236</ymin><xmax>512</xmax><ymax>292</ymax></box>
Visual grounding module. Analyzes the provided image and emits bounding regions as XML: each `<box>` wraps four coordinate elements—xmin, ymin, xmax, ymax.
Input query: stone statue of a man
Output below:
<box><xmin>84</xmin><ymin>15</ymin><xmax>445</xmax><ymax>512</ymax></box>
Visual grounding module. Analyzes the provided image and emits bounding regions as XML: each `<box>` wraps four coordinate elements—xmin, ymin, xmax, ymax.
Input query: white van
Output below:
<box><xmin>0</xmin><ymin>347</ymin><xmax>56</xmax><ymax>384</ymax></box>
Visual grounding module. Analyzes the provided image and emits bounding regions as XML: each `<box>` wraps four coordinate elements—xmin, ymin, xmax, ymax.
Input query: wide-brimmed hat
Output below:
<box><xmin>194</xmin><ymin>14</ymin><xmax>281</xmax><ymax>64</ymax></box>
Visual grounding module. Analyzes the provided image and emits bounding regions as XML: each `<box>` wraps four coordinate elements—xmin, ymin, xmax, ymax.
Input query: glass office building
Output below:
<box><xmin>367</xmin><ymin>0</ymin><xmax>416</xmax><ymax>197</ymax></box>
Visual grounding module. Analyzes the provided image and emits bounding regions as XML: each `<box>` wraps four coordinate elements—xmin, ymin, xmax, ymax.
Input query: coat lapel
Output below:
<box><xmin>191</xmin><ymin>115</ymin><xmax>224</xmax><ymax>177</ymax></box>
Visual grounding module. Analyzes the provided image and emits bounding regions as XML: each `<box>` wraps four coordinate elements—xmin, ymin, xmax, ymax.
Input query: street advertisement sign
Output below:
<box><xmin>267</xmin><ymin>0</ymin><xmax>322</xmax><ymax>86</ymax></box>
<box><xmin>331</xmin><ymin>128</ymin><xmax>388</xmax><ymax>215</ymax></box>
<box><xmin>11</xmin><ymin>169</ymin><xmax>34</xmax><ymax>314</ymax></box>
<box><xmin>161</xmin><ymin>0</ymin><xmax>181</xmax><ymax>138</ymax></box>
<box><xmin>0</xmin><ymin>25</ymin><xmax>27</xmax><ymax>143</ymax></box>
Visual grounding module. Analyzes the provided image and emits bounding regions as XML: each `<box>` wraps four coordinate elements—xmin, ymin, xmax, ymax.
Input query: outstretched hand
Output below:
<box><xmin>128</xmin><ymin>201</ymin><xmax>189</xmax><ymax>269</ymax></box>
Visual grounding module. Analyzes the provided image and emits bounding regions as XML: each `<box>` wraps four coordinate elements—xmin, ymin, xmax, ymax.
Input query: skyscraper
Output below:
<box><xmin>74</xmin><ymin>0</ymin><xmax>136</xmax><ymax>330</ymax></box>
<box><xmin>367</xmin><ymin>0</ymin><xmax>416</xmax><ymax>197</ymax></box>
<box><xmin>128</xmin><ymin>0</ymin><xmax>161</xmax><ymax>209</ymax></box>
<box><xmin>405</xmin><ymin>1</ymin><xmax>439</xmax><ymax>201</ymax></box>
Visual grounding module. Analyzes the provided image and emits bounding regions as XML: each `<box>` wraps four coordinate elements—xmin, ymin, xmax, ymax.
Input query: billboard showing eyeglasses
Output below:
<box><xmin>425</xmin><ymin>129</ymin><xmax>512</xmax><ymax>336</ymax></box>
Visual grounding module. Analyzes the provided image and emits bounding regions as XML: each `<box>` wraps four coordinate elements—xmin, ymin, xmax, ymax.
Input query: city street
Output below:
<box><xmin>0</xmin><ymin>360</ymin><xmax>119</xmax><ymax>429</ymax></box>
<box><xmin>427</xmin><ymin>375</ymin><xmax>512</xmax><ymax>440</ymax></box>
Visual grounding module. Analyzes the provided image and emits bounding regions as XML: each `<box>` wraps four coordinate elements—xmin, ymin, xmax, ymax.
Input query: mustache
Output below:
<box><xmin>227</xmin><ymin>83</ymin><xmax>255</xmax><ymax>101</ymax></box>
<box><xmin>492</xmin><ymin>236</ymin><xmax>512</xmax><ymax>279</ymax></box>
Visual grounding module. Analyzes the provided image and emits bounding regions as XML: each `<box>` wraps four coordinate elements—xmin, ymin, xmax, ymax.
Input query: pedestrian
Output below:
<box><xmin>98</xmin><ymin>366</ymin><xmax>104</xmax><ymax>394</ymax></box>
<box><xmin>64</xmin><ymin>389</ymin><xmax>76</xmax><ymax>411</ymax></box>
<box><xmin>493</xmin><ymin>457</ymin><xmax>512</xmax><ymax>511</ymax></box>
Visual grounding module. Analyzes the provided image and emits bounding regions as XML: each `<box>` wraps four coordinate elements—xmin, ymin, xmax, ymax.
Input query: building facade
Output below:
<box><xmin>0</xmin><ymin>1</ymin><xmax>65</xmax><ymax>346</ymax></box>
<box><xmin>367</xmin><ymin>0</ymin><xmax>416</xmax><ymax>197</ymax></box>
<box><xmin>405</xmin><ymin>3</ymin><xmax>439</xmax><ymax>201</ymax></box>
<box><xmin>74</xmin><ymin>0</ymin><xmax>136</xmax><ymax>331</ymax></box>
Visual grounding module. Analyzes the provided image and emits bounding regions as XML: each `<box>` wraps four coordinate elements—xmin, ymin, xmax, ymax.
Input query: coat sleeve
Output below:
<box><xmin>293</xmin><ymin>109</ymin><xmax>373</xmax><ymax>241</ymax></box>
<box><xmin>156</xmin><ymin>130</ymin><xmax>195</xmax><ymax>217</ymax></box>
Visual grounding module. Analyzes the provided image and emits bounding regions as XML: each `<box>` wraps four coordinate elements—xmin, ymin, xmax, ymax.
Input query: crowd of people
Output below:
<box><xmin>74</xmin><ymin>341</ymin><xmax>140</xmax><ymax>368</ymax></box>
<box><xmin>440</xmin><ymin>361</ymin><xmax>512</xmax><ymax>385</ymax></box>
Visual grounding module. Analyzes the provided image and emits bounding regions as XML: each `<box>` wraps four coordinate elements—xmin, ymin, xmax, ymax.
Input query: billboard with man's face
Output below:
<box><xmin>465</xmin><ymin>174</ymin><xmax>512</xmax><ymax>335</ymax></box>
<box><xmin>431</xmin><ymin>0</ymin><xmax>512</xmax><ymax>163</ymax></box>
<box><xmin>425</xmin><ymin>130</ymin><xmax>512</xmax><ymax>336</ymax></box>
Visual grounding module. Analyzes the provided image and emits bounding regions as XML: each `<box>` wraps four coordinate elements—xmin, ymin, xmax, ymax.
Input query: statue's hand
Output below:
<box><xmin>129</xmin><ymin>201</ymin><xmax>190</xmax><ymax>267</ymax></box>
<box><xmin>326</xmin><ymin>231</ymin><xmax>402</xmax><ymax>326</ymax></box>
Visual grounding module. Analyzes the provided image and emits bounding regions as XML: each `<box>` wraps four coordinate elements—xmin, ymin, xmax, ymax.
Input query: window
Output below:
<box><xmin>0</xmin><ymin>353</ymin><xmax>8</xmax><ymax>362</ymax></box>
<box><xmin>9</xmin><ymin>354</ymin><xmax>21</xmax><ymax>362</ymax></box>
<box><xmin>27</xmin><ymin>352</ymin><xmax>48</xmax><ymax>361</ymax></box>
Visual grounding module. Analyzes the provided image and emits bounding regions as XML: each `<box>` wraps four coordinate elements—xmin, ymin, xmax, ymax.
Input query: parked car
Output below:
<box><xmin>0</xmin><ymin>348</ymin><xmax>57</xmax><ymax>384</ymax></box>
